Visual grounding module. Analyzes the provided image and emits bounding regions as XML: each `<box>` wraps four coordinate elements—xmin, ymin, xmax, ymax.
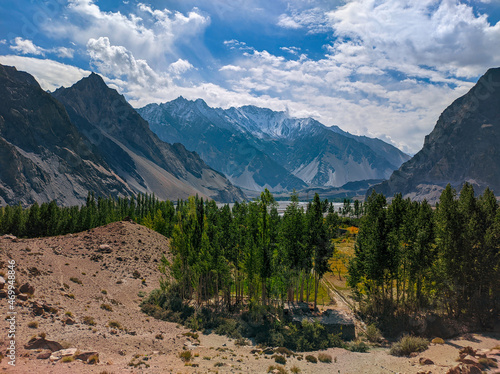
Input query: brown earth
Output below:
<box><xmin>0</xmin><ymin>221</ymin><xmax>499</xmax><ymax>373</ymax></box>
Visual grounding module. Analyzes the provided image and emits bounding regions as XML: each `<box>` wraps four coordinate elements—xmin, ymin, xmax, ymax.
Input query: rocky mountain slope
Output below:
<box><xmin>138</xmin><ymin>99</ymin><xmax>409</xmax><ymax>193</ymax></box>
<box><xmin>372</xmin><ymin>67</ymin><xmax>500</xmax><ymax>201</ymax></box>
<box><xmin>0</xmin><ymin>63</ymin><xmax>244</xmax><ymax>206</ymax></box>
<box><xmin>0</xmin><ymin>64</ymin><xmax>133</xmax><ymax>206</ymax></box>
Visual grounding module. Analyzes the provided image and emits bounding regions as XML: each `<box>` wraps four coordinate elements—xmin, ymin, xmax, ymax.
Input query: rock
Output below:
<box><xmin>1</xmin><ymin>234</ymin><xmax>17</xmax><ymax>240</ymax></box>
<box><xmin>75</xmin><ymin>351</ymin><xmax>98</xmax><ymax>362</ymax></box>
<box><xmin>98</xmin><ymin>244</ymin><xmax>112</xmax><ymax>253</ymax></box>
<box><xmin>49</xmin><ymin>348</ymin><xmax>78</xmax><ymax>361</ymax></box>
<box><xmin>36</xmin><ymin>351</ymin><xmax>51</xmax><ymax>359</ymax></box>
<box><xmin>18</xmin><ymin>293</ymin><xmax>28</xmax><ymax>301</ymax></box>
<box><xmin>461</xmin><ymin>355</ymin><xmax>479</xmax><ymax>366</ymax></box>
<box><xmin>32</xmin><ymin>301</ymin><xmax>45</xmax><ymax>316</ymax></box>
<box><xmin>0</xmin><ymin>276</ymin><xmax>5</xmax><ymax>289</ymax></box>
<box><xmin>419</xmin><ymin>357</ymin><xmax>434</xmax><ymax>365</ymax></box>
<box><xmin>64</xmin><ymin>317</ymin><xmax>76</xmax><ymax>325</ymax></box>
<box><xmin>0</xmin><ymin>290</ymin><xmax>7</xmax><ymax>298</ymax></box>
<box><xmin>118</xmin><ymin>350</ymin><xmax>126</xmax><ymax>356</ymax></box>
<box><xmin>410</xmin><ymin>352</ymin><xmax>419</xmax><ymax>358</ymax></box>
<box><xmin>460</xmin><ymin>346</ymin><xmax>476</xmax><ymax>356</ymax></box>
<box><xmin>417</xmin><ymin>371</ymin><xmax>432</xmax><ymax>374</ymax></box>
<box><xmin>465</xmin><ymin>365</ymin><xmax>482</xmax><ymax>374</ymax></box>
<box><xmin>20</xmin><ymin>283</ymin><xmax>35</xmax><ymax>294</ymax></box>
<box><xmin>24</xmin><ymin>337</ymin><xmax>63</xmax><ymax>352</ymax></box>
<box><xmin>446</xmin><ymin>364</ymin><xmax>461</xmax><ymax>374</ymax></box>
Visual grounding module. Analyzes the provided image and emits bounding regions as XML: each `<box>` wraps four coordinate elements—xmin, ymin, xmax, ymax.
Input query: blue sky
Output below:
<box><xmin>1</xmin><ymin>0</ymin><xmax>500</xmax><ymax>154</ymax></box>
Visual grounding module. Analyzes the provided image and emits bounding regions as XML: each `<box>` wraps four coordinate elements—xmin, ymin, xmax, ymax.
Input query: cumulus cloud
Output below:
<box><xmin>168</xmin><ymin>59</ymin><xmax>194</xmax><ymax>76</ymax></box>
<box><xmin>10</xmin><ymin>37</ymin><xmax>74</xmax><ymax>58</ymax></box>
<box><xmin>44</xmin><ymin>0</ymin><xmax>210</xmax><ymax>65</ymax></box>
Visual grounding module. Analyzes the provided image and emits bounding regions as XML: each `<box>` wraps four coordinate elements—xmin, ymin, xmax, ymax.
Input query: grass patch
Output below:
<box><xmin>390</xmin><ymin>335</ymin><xmax>429</xmax><ymax>356</ymax></box>
<box><xmin>272</xmin><ymin>354</ymin><xmax>287</xmax><ymax>365</ymax></box>
<box><xmin>349</xmin><ymin>339</ymin><xmax>369</xmax><ymax>353</ymax></box>
<box><xmin>290</xmin><ymin>365</ymin><xmax>301</xmax><ymax>373</ymax></box>
<box><xmin>179</xmin><ymin>350</ymin><xmax>192</xmax><ymax>362</ymax></box>
<box><xmin>27</xmin><ymin>321</ymin><xmax>38</xmax><ymax>329</ymax></box>
<box><xmin>268</xmin><ymin>365</ymin><xmax>288</xmax><ymax>373</ymax></box>
<box><xmin>61</xmin><ymin>356</ymin><xmax>74</xmax><ymax>363</ymax></box>
<box><xmin>108</xmin><ymin>320</ymin><xmax>122</xmax><ymax>329</ymax></box>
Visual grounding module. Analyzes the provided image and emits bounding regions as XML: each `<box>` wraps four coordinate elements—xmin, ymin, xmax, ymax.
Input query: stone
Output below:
<box><xmin>465</xmin><ymin>365</ymin><xmax>482</xmax><ymax>374</ymax></box>
<box><xmin>20</xmin><ymin>283</ymin><xmax>35</xmax><ymax>294</ymax></box>
<box><xmin>24</xmin><ymin>337</ymin><xmax>63</xmax><ymax>352</ymax></box>
<box><xmin>18</xmin><ymin>293</ymin><xmax>28</xmax><ymax>301</ymax></box>
<box><xmin>32</xmin><ymin>301</ymin><xmax>45</xmax><ymax>315</ymax></box>
<box><xmin>445</xmin><ymin>365</ymin><xmax>461</xmax><ymax>374</ymax></box>
<box><xmin>49</xmin><ymin>348</ymin><xmax>78</xmax><ymax>361</ymax></box>
<box><xmin>65</xmin><ymin>317</ymin><xmax>76</xmax><ymax>325</ymax></box>
<box><xmin>460</xmin><ymin>346</ymin><xmax>476</xmax><ymax>356</ymax></box>
<box><xmin>419</xmin><ymin>357</ymin><xmax>434</xmax><ymax>365</ymax></box>
<box><xmin>0</xmin><ymin>276</ymin><xmax>5</xmax><ymax>289</ymax></box>
<box><xmin>36</xmin><ymin>351</ymin><xmax>51</xmax><ymax>359</ymax></box>
<box><xmin>98</xmin><ymin>244</ymin><xmax>112</xmax><ymax>253</ymax></box>
<box><xmin>461</xmin><ymin>355</ymin><xmax>479</xmax><ymax>366</ymax></box>
<box><xmin>0</xmin><ymin>290</ymin><xmax>7</xmax><ymax>298</ymax></box>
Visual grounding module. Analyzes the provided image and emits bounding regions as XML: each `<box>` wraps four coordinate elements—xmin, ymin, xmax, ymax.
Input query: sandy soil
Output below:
<box><xmin>0</xmin><ymin>221</ymin><xmax>498</xmax><ymax>374</ymax></box>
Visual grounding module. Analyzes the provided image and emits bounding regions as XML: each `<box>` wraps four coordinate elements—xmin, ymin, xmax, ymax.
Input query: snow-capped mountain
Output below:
<box><xmin>138</xmin><ymin>98</ymin><xmax>410</xmax><ymax>193</ymax></box>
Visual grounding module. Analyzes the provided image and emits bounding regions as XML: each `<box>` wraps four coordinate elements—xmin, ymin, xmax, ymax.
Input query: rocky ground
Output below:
<box><xmin>0</xmin><ymin>221</ymin><xmax>499</xmax><ymax>373</ymax></box>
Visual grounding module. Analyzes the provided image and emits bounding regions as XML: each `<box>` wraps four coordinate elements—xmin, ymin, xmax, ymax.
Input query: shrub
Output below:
<box><xmin>179</xmin><ymin>350</ymin><xmax>192</xmax><ymax>362</ymax></box>
<box><xmin>479</xmin><ymin>358</ymin><xmax>498</xmax><ymax>368</ymax></box>
<box><xmin>365</xmin><ymin>323</ymin><xmax>382</xmax><ymax>343</ymax></box>
<box><xmin>390</xmin><ymin>335</ymin><xmax>429</xmax><ymax>356</ymax></box>
<box><xmin>83</xmin><ymin>316</ymin><xmax>96</xmax><ymax>326</ymax></box>
<box><xmin>155</xmin><ymin>333</ymin><xmax>164</xmax><ymax>340</ymax></box>
<box><xmin>290</xmin><ymin>365</ymin><xmax>301</xmax><ymax>373</ymax></box>
<box><xmin>28</xmin><ymin>321</ymin><xmax>38</xmax><ymax>329</ymax></box>
<box><xmin>65</xmin><ymin>311</ymin><xmax>73</xmax><ymax>317</ymax></box>
<box><xmin>275</xmin><ymin>347</ymin><xmax>293</xmax><ymax>357</ymax></box>
<box><xmin>88</xmin><ymin>354</ymin><xmax>99</xmax><ymax>364</ymax></box>
<box><xmin>182</xmin><ymin>332</ymin><xmax>199</xmax><ymax>339</ymax></box>
<box><xmin>431</xmin><ymin>337</ymin><xmax>444</xmax><ymax>345</ymax></box>
<box><xmin>100</xmin><ymin>303</ymin><xmax>113</xmax><ymax>312</ymax></box>
<box><xmin>101</xmin><ymin>290</ymin><xmax>107</xmax><ymax>295</ymax></box>
<box><xmin>235</xmin><ymin>337</ymin><xmax>249</xmax><ymax>346</ymax></box>
<box><xmin>108</xmin><ymin>320</ymin><xmax>122</xmax><ymax>329</ymax></box>
<box><xmin>273</xmin><ymin>354</ymin><xmax>287</xmax><ymax>365</ymax></box>
<box><xmin>267</xmin><ymin>365</ymin><xmax>288</xmax><ymax>373</ymax></box>
<box><xmin>61</xmin><ymin>356</ymin><xmax>74</xmax><ymax>363</ymax></box>
<box><xmin>349</xmin><ymin>339</ymin><xmax>369</xmax><ymax>353</ymax></box>
<box><xmin>69</xmin><ymin>277</ymin><xmax>82</xmax><ymax>285</ymax></box>
<box><xmin>318</xmin><ymin>353</ymin><xmax>332</xmax><ymax>363</ymax></box>
<box><xmin>305</xmin><ymin>355</ymin><xmax>317</xmax><ymax>363</ymax></box>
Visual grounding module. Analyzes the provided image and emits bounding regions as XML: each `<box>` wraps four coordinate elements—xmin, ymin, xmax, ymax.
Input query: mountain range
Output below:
<box><xmin>0</xmin><ymin>64</ymin><xmax>244</xmax><ymax>206</ymax></box>
<box><xmin>138</xmin><ymin>99</ymin><xmax>410</xmax><ymax>193</ymax></box>
<box><xmin>371</xmin><ymin>67</ymin><xmax>500</xmax><ymax>202</ymax></box>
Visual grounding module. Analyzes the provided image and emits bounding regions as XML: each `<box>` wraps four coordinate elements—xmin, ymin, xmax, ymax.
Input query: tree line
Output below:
<box><xmin>348</xmin><ymin>183</ymin><xmax>500</xmax><ymax>324</ymax></box>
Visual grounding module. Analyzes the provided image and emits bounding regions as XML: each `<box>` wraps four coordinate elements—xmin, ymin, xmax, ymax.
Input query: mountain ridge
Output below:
<box><xmin>138</xmin><ymin>98</ymin><xmax>410</xmax><ymax>193</ymax></box>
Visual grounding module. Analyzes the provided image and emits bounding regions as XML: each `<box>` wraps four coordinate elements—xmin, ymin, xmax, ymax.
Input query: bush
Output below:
<box><xmin>365</xmin><ymin>323</ymin><xmax>382</xmax><ymax>343</ymax></box>
<box><xmin>100</xmin><ymin>303</ymin><xmax>113</xmax><ymax>312</ymax></box>
<box><xmin>305</xmin><ymin>355</ymin><xmax>317</xmax><ymax>363</ymax></box>
<box><xmin>273</xmin><ymin>355</ymin><xmax>287</xmax><ymax>365</ymax></box>
<box><xmin>275</xmin><ymin>347</ymin><xmax>294</xmax><ymax>357</ymax></box>
<box><xmin>69</xmin><ymin>277</ymin><xmax>82</xmax><ymax>285</ymax></box>
<box><xmin>28</xmin><ymin>321</ymin><xmax>38</xmax><ymax>329</ymax></box>
<box><xmin>61</xmin><ymin>356</ymin><xmax>74</xmax><ymax>363</ymax></box>
<box><xmin>267</xmin><ymin>365</ymin><xmax>288</xmax><ymax>373</ymax></box>
<box><xmin>179</xmin><ymin>350</ymin><xmax>192</xmax><ymax>362</ymax></box>
<box><xmin>83</xmin><ymin>316</ymin><xmax>96</xmax><ymax>326</ymax></box>
<box><xmin>390</xmin><ymin>335</ymin><xmax>429</xmax><ymax>356</ymax></box>
<box><xmin>108</xmin><ymin>320</ymin><xmax>122</xmax><ymax>329</ymax></box>
<box><xmin>431</xmin><ymin>337</ymin><xmax>444</xmax><ymax>344</ymax></box>
<box><xmin>88</xmin><ymin>354</ymin><xmax>99</xmax><ymax>364</ymax></box>
<box><xmin>290</xmin><ymin>366</ymin><xmax>301</xmax><ymax>373</ymax></box>
<box><xmin>318</xmin><ymin>353</ymin><xmax>332</xmax><ymax>363</ymax></box>
<box><xmin>349</xmin><ymin>339</ymin><xmax>369</xmax><ymax>353</ymax></box>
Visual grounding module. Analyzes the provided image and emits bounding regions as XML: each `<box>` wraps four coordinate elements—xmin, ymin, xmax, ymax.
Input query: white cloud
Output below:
<box><xmin>9</xmin><ymin>37</ymin><xmax>74</xmax><ymax>59</ymax></box>
<box><xmin>10</xmin><ymin>37</ymin><xmax>45</xmax><ymax>56</ymax></box>
<box><xmin>44</xmin><ymin>0</ymin><xmax>210</xmax><ymax>65</ymax></box>
<box><xmin>0</xmin><ymin>55</ymin><xmax>90</xmax><ymax>91</ymax></box>
<box><xmin>168</xmin><ymin>59</ymin><xmax>194</xmax><ymax>76</ymax></box>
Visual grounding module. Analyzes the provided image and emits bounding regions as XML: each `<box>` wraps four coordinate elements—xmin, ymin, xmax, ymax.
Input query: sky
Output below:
<box><xmin>1</xmin><ymin>0</ymin><xmax>500</xmax><ymax>154</ymax></box>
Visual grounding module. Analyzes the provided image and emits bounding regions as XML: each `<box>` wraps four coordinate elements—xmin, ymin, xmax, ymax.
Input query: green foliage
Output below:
<box><xmin>69</xmin><ymin>277</ymin><xmax>82</xmax><ymax>285</ymax></box>
<box><xmin>389</xmin><ymin>335</ymin><xmax>429</xmax><ymax>356</ymax></box>
<box><xmin>348</xmin><ymin>339</ymin><xmax>369</xmax><ymax>353</ymax></box>
<box><xmin>178</xmin><ymin>350</ymin><xmax>192</xmax><ymax>362</ymax></box>
<box><xmin>365</xmin><ymin>323</ymin><xmax>382</xmax><ymax>343</ymax></box>
<box><xmin>273</xmin><ymin>354</ymin><xmax>287</xmax><ymax>365</ymax></box>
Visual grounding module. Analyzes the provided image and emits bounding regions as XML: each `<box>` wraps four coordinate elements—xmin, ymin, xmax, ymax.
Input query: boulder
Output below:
<box><xmin>446</xmin><ymin>365</ymin><xmax>461</xmax><ymax>374</ymax></box>
<box><xmin>98</xmin><ymin>244</ymin><xmax>112</xmax><ymax>253</ymax></box>
<box><xmin>32</xmin><ymin>301</ymin><xmax>45</xmax><ymax>315</ymax></box>
<box><xmin>49</xmin><ymin>348</ymin><xmax>78</xmax><ymax>361</ymax></box>
<box><xmin>460</xmin><ymin>355</ymin><xmax>479</xmax><ymax>366</ymax></box>
<box><xmin>64</xmin><ymin>317</ymin><xmax>76</xmax><ymax>325</ymax></box>
<box><xmin>460</xmin><ymin>346</ymin><xmax>476</xmax><ymax>356</ymax></box>
<box><xmin>0</xmin><ymin>290</ymin><xmax>7</xmax><ymax>298</ymax></box>
<box><xmin>20</xmin><ymin>283</ymin><xmax>35</xmax><ymax>294</ymax></box>
<box><xmin>24</xmin><ymin>337</ymin><xmax>63</xmax><ymax>352</ymax></box>
<box><xmin>0</xmin><ymin>276</ymin><xmax>5</xmax><ymax>289</ymax></box>
<box><xmin>18</xmin><ymin>293</ymin><xmax>28</xmax><ymax>301</ymax></box>
<box><xmin>36</xmin><ymin>351</ymin><xmax>51</xmax><ymax>359</ymax></box>
<box><xmin>419</xmin><ymin>357</ymin><xmax>434</xmax><ymax>365</ymax></box>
